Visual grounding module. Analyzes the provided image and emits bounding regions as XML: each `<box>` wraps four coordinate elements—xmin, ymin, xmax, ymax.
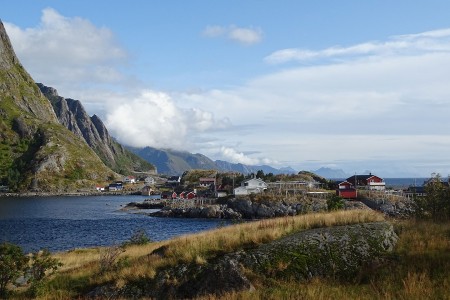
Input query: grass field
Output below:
<box><xmin>10</xmin><ymin>210</ymin><xmax>450</xmax><ymax>299</ymax></box>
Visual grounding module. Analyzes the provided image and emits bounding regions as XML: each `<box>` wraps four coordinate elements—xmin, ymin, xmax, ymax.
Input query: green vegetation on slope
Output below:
<box><xmin>0</xmin><ymin>21</ymin><xmax>117</xmax><ymax>191</ymax></box>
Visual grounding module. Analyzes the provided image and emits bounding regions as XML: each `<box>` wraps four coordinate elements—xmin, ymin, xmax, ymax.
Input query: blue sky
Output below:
<box><xmin>2</xmin><ymin>1</ymin><xmax>450</xmax><ymax>177</ymax></box>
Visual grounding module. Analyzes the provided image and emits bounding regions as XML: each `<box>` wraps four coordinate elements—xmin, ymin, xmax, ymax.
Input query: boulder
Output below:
<box><xmin>240</xmin><ymin>221</ymin><xmax>398</xmax><ymax>280</ymax></box>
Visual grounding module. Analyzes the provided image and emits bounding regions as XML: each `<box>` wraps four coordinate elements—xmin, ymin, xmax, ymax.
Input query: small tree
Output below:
<box><xmin>123</xmin><ymin>229</ymin><xmax>152</xmax><ymax>247</ymax></box>
<box><xmin>0</xmin><ymin>242</ymin><xmax>29</xmax><ymax>297</ymax></box>
<box><xmin>29</xmin><ymin>249</ymin><xmax>62</xmax><ymax>282</ymax></box>
<box><xmin>327</xmin><ymin>195</ymin><xmax>345</xmax><ymax>211</ymax></box>
<box><xmin>415</xmin><ymin>173</ymin><xmax>450</xmax><ymax>221</ymax></box>
<box><xmin>27</xmin><ymin>249</ymin><xmax>62</xmax><ymax>296</ymax></box>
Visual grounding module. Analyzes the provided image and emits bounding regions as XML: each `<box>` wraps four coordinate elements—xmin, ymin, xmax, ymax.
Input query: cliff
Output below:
<box><xmin>0</xmin><ymin>20</ymin><xmax>117</xmax><ymax>192</ymax></box>
<box><xmin>37</xmin><ymin>83</ymin><xmax>154</xmax><ymax>175</ymax></box>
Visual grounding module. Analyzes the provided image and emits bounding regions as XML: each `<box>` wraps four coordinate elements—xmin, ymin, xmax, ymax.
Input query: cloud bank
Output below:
<box><xmin>4</xmin><ymin>8</ymin><xmax>128</xmax><ymax>89</ymax></box>
<box><xmin>265</xmin><ymin>28</ymin><xmax>450</xmax><ymax>64</ymax></box>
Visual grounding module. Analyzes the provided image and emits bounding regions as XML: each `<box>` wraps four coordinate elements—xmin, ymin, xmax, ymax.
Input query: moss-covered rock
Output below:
<box><xmin>240</xmin><ymin>222</ymin><xmax>398</xmax><ymax>281</ymax></box>
<box><xmin>116</xmin><ymin>221</ymin><xmax>397</xmax><ymax>299</ymax></box>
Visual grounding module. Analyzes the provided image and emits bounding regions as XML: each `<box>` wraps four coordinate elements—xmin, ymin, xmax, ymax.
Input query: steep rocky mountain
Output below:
<box><xmin>37</xmin><ymin>84</ymin><xmax>154</xmax><ymax>175</ymax></box>
<box><xmin>214</xmin><ymin>160</ymin><xmax>297</xmax><ymax>175</ymax></box>
<box><xmin>312</xmin><ymin>167</ymin><xmax>349</xmax><ymax>179</ymax></box>
<box><xmin>0</xmin><ymin>20</ymin><xmax>117</xmax><ymax>192</ymax></box>
<box><xmin>129</xmin><ymin>146</ymin><xmax>297</xmax><ymax>175</ymax></box>
<box><xmin>129</xmin><ymin>146</ymin><xmax>217</xmax><ymax>175</ymax></box>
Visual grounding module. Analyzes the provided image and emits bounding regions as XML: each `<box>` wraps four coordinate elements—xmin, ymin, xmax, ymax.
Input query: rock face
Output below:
<box><xmin>37</xmin><ymin>83</ymin><xmax>154</xmax><ymax>175</ymax></box>
<box><xmin>239</xmin><ymin>222</ymin><xmax>397</xmax><ymax>280</ymax></box>
<box><xmin>360</xmin><ymin>197</ymin><xmax>415</xmax><ymax>218</ymax></box>
<box><xmin>150</xmin><ymin>198</ymin><xmax>329</xmax><ymax>219</ymax></box>
<box><xmin>117</xmin><ymin>221</ymin><xmax>397</xmax><ymax>299</ymax></box>
<box><xmin>0</xmin><ymin>20</ymin><xmax>117</xmax><ymax>191</ymax></box>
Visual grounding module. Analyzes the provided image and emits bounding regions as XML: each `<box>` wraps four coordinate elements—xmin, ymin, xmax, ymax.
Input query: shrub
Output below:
<box><xmin>123</xmin><ymin>229</ymin><xmax>152</xmax><ymax>247</ymax></box>
<box><xmin>0</xmin><ymin>242</ymin><xmax>29</xmax><ymax>297</ymax></box>
<box><xmin>99</xmin><ymin>245</ymin><xmax>125</xmax><ymax>274</ymax></box>
<box><xmin>414</xmin><ymin>173</ymin><xmax>450</xmax><ymax>221</ymax></box>
<box><xmin>27</xmin><ymin>249</ymin><xmax>62</xmax><ymax>297</ymax></box>
<box><xmin>327</xmin><ymin>195</ymin><xmax>345</xmax><ymax>211</ymax></box>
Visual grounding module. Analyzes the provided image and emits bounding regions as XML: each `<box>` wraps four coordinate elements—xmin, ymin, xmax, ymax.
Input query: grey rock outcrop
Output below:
<box><xmin>150</xmin><ymin>198</ymin><xmax>329</xmax><ymax>219</ymax></box>
<box><xmin>360</xmin><ymin>197</ymin><xmax>415</xmax><ymax>218</ymax></box>
<box><xmin>117</xmin><ymin>221</ymin><xmax>397</xmax><ymax>299</ymax></box>
<box><xmin>239</xmin><ymin>222</ymin><xmax>397</xmax><ymax>280</ymax></box>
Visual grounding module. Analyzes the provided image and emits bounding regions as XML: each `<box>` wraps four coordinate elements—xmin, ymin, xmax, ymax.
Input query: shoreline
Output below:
<box><xmin>0</xmin><ymin>190</ymin><xmax>143</xmax><ymax>198</ymax></box>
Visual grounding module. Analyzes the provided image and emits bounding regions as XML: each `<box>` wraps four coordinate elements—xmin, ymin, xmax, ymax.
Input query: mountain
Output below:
<box><xmin>312</xmin><ymin>167</ymin><xmax>349</xmax><ymax>179</ymax></box>
<box><xmin>129</xmin><ymin>146</ymin><xmax>217</xmax><ymax>175</ymax></box>
<box><xmin>37</xmin><ymin>83</ymin><xmax>154</xmax><ymax>175</ymax></box>
<box><xmin>129</xmin><ymin>146</ymin><xmax>297</xmax><ymax>175</ymax></box>
<box><xmin>214</xmin><ymin>160</ymin><xmax>296</xmax><ymax>175</ymax></box>
<box><xmin>0</xmin><ymin>20</ymin><xmax>117</xmax><ymax>192</ymax></box>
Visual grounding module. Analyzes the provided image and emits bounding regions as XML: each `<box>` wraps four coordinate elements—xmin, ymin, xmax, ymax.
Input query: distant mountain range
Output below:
<box><xmin>128</xmin><ymin>146</ymin><xmax>298</xmax><ymax>175</ymax></box>
<box><xmin>311</xmin><ymin>167</ymin><xmax>350</xmax><ymax>179</ymax></box>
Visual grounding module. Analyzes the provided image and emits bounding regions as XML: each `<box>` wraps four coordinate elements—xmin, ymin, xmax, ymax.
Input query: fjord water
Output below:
<box><xmin>0</xmin><ymin>195</ymin><xmax>225</xmax><ymax>253</ymax></box>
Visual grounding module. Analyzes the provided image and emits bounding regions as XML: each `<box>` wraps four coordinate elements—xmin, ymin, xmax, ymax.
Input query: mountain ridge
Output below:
<box><xmin>0</xmin><ymin>20</ymin><xmax>117</xmax><ymax>192</ymax></box>
<box><xmin>128</xmin><ymin>146</ymin><xmax>297</xmax><ymax>175</ymax></box>
<box><xmin>37</xmin><ymin>83</ymin><xmax>154</xmax><ymax>175</ymax></box>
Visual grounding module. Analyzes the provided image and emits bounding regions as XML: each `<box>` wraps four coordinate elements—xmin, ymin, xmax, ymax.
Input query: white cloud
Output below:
<box><xmin>202</xmin><ymin>25</ymin><xmax>263</xmax><ymax>45</ymax></box>
<box><xmin>4</xmin><ymin>8</ymin><xmax>128</xmax><ymax>89</ymax></box>
<box><xmin>104</xmin><ymin>90</ymin><xmax>230</xmax><ymax>149</ymax></box>
<box><xmin>179</xmin><ymin>28</ymin><xmax>450</xmax><ymax>175</ymax></box>
<box><xmin>218</xmin><ymin>146</ymin><xmax>274</xmax><ymax>165</ymax></box>
<box><xmin>264</xmin><ymin>28</ymin><xmax>450</xmax><ymax>64</ymax></box>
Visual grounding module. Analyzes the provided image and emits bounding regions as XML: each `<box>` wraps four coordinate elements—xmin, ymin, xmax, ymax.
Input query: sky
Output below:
<box><xmin>2</xmin><ymin>1</ymin><xmax>450</xmax><ymax>177</ymax></box>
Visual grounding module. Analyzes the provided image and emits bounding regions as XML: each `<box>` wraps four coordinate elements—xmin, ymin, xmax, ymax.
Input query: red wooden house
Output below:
<box><xmin>186</xmin><ymin>191</ymin><xmax>196</xmax><ymax>199</ymax></box>
<box><xmin>336</xmin><ymin>181</ymin><xmax>357</xmax><ymax>199</ymax></box>
<box><xmin>346</xmin><ymin>174</ymin><xmax>385</xmax><ymax>190</ymax></box>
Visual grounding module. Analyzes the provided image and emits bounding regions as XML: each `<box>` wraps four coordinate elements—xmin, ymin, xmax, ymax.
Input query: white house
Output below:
<box><xmin>234</xmin><ymin>178</ymin><xmax>268</xmax><ymax>196</ymax></box>
<box><xmin>123</xmin><ymin>176</ymin><xmax>136</xmax><ymax>184</ymax></box>
<box><xmin>144</xmin><ymin>176</ymin><xmax>156</xmax><ymax>185</ymax></box>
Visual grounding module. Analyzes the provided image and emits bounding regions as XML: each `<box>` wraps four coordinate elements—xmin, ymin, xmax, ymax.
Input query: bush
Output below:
<box><xmin>0</xmin><ymin>242</ymin><xmax>29</xmax><ymax>297</ymax></box>
<box><xmin>414</xmin><ymin>173</ymin><xmax>450</xmax><ymax>221</ymax></box>
<box><xmin>327</xmin><ymin>195</ymin><xmax>345</xmax><ymax>211</ymax></box>
<box><xmin>99</xmin><ymin>245</ymin><xmax>125</xmax><ymax>274</ymax></box>
<box><xmin>123</xmin><ymin>229</ymin><xmax>152</xmax><ymax>247</ymax></box>
<box><xmin>27</xmin><ymin>249</ymin><xmax>62</xmax><ymax>297</ymax></box>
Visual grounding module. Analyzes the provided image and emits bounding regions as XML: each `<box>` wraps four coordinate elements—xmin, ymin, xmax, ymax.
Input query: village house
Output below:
<box><xmin>141</xmin><ymin>185</ymin><xmax>154</xmax><ymax>196</ymax></box>
<box><xmin>123</xmin><ymin>176</ymin><xmax>136</xmax><ymax>184</ymax></box>
<box><xmin>199</xmin><ymin>177</ymin><xmax>216</xmax><ymax>188</ymax></box>
<box><xmin>346</xmin><ymin>174</ymin><xmax>385</xmax><ymax>190</ymax></box>
<box><xmin>234</xmin><ymin>178</ymin><xmax>268</xmax><ymax>196</ymax></box>
<box><xmin>336</xmin><ymin>181</ymin><xmax>357</xmax><ymax>199</ymax></box>
<box><xmin>166</xmin><ymin>176</ymin><xmax>181</xmax><ymax>186</ymax></box>
<box><xmin>108</xmin><ymin>182</ymin><xmax>123</xmax><ymax>191</ymax></box>
<box><xmin>144</xmin><ymin>176</ymin><xmax>156</xmax><ymax>185</ymax></box>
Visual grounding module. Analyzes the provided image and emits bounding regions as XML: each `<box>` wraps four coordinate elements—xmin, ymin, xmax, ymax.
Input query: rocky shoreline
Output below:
<box><xmin>0</xmin><ymin>190</ymin><xmax>142</xmax><ymax>198</ymax></box>
<box><xmin>144</xmin><ymin>198</ymin><xmax>371</xmax><ymax>220</ymax></box>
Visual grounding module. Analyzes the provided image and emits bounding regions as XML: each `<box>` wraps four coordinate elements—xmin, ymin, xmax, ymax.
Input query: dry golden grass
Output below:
<box><xmin>214</xmin><ymin>219</ymin><xmax>450</xmax><ymax>300</ymax></box>
<box><xmin>35</xmin><ymin>209</ymin><xmax>383</xmax><ymax>299</ymax></box>
<box><xmin>19</xmin><ymin>210</ymin><xmax>450</xmax><ymax>300</ymax></box>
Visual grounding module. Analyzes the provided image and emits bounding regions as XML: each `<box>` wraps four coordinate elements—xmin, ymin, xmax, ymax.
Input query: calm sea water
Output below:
<box><xmin>0</xmin><ymin>195</ymin><xmax>226</xmax><ymax>253</ymax></box>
